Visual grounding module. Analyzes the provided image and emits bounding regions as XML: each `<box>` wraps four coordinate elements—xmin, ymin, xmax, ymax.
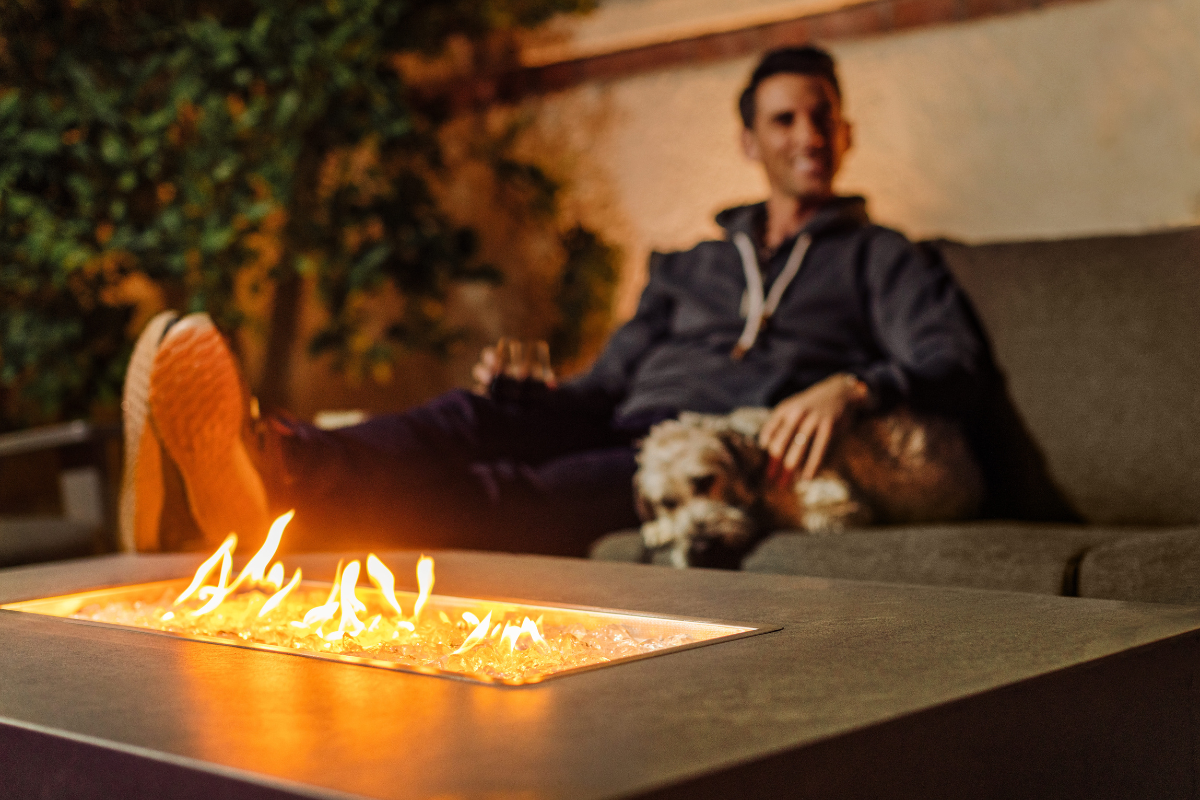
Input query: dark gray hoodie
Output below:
<box><xmin>572</xmin><ymin>197</ymin><xmax>990</xmax><ymax>422</ymax></box>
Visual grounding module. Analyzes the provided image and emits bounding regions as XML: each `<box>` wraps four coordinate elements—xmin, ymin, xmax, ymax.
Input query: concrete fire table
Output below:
<box><xmin>3</xmin><ymin>550</ymin><xmax>1200</xmax><ymax>799</ymax></box>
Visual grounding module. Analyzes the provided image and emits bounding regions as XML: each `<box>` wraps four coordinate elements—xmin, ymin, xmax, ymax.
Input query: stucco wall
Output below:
<box><xmin>519</xmin><ymin>0</ymin><xmax>1200</xmax><ymax>320</ymax></box>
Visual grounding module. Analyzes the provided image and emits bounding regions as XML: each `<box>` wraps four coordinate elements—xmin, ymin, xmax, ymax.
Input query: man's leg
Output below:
<box><xmin>124</xmin><ymin>313</ymin><xmax>639</xmax><ymax>555</ymax></box>
<box><xmin>122</xmin><ymin>312</ymin><xmax>271</xmax><ymax>551</ymax></box>
<box><xmin>479</xmin><ymin>445</ymin><xmax>642</xmax><ymax>556</ymax></box>
<box><xmin>272</xmin><ymin>391</ymin><xmax>641</xmax><ymax>555</ymax></box>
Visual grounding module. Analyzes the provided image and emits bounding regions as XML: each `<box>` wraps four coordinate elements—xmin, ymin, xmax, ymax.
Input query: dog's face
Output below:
<box><xmin>634</xmin><ymin>417</ymin><xmax>765</xmax><ymax>568</ymax></box>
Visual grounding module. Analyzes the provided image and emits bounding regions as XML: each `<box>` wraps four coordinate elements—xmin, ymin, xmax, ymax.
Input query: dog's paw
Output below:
<box><xmin>640</xmin><ymin>518</ymin><xmax>675</xmax><ymax>549</ymax></box>
<box><xmin>798</xmin><ymin>475</ymin><xmax>853</xmax><ymax>507</ymax></box>
<box><xmin>667</xmin><ymin>541</ymin><xmax>691</xmax><ymax>569</ymax></box>
<box><xmin>794</xmin><ymin>473</ymin><xmax>870</xmax><ymax>533</ymax></box>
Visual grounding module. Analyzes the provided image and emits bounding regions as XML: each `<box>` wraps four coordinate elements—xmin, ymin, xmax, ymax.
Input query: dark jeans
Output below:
<box><xmin>277</xmin><ymin>387</ymin><xmax>664</xmax><ymax>556</ymax></box>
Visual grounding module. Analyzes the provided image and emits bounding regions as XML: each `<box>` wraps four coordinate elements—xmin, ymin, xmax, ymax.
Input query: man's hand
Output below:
<box><xmin>471</xmin><ymin>340</ymin><xmax>506</xmax><ymax>394</ymax></box>
<box><xmin>758</xmin><ymin>373</ymin><xmax>871</xmax><ymax>482</ymax></box>
<box><xmin>472</xmin><ymin>338</ymin><xmax>556</xmax><ymax>396</ymax></box>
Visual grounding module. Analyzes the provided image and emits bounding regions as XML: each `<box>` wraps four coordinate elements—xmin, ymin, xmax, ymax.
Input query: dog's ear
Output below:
<box><xmin>717</xmin><ymin>428</ymin><xmax>767</xmax><ymax>481</ymax></box>
<box><xmin>635</xmin><ymin>492</ymin><xmax>653</xmax><ymax>522</ymax></box>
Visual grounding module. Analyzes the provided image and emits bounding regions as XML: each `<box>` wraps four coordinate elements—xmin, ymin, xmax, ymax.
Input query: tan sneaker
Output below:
<box><xmin>120</xmin><ymin>310</ymin><xmax>177</xmax><ymax>551</ymax></box>
<box><xmin>119</xmin><ymin>312</ymin><xmax>271</xmax><ymax>551</ymax></box>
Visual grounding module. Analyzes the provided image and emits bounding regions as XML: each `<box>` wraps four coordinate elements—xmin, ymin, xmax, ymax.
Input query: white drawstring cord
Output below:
<box><xmin>731</xmin><ymin>230</ymin><xmax>812</xmax><ymax>359</ymax></box>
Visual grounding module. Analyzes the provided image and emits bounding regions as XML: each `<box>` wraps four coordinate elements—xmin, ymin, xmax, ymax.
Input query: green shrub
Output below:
<box><xmin>0</xmin><ymin>0</ymin><xmax>606</xmax><ymax>428</ymax></box>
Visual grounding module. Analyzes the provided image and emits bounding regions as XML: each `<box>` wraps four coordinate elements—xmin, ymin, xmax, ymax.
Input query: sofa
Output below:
<box><xmin>591</xmin><ymin>225</ymin><xmax>1200</xmax><ymax>605</ymax></box>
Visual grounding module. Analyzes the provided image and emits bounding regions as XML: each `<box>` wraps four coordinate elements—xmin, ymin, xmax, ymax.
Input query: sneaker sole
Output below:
<box><xmin>148</xmin><ymin>314</ymin><xmax>269</xmax><ymax>546</ymax></box>
<box><xmin>119</xmin><ymin>310</ymin><xmax>179</xmax><ymax>552</ymax></box>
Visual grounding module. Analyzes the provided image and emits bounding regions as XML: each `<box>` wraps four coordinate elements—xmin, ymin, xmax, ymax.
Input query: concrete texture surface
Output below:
<box><xmin>3</xmin><ymin>551</ymin><xmax>1200</xmax><ymax>798</ymax></box>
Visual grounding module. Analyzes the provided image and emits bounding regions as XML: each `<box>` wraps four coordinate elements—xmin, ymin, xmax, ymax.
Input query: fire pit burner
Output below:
<box><xmin>1</xmin><ymin>514</ymin><xmax>772</xmax><ymax>685</ymax></box>
<box><xmin>3</xmin><ymin>579</ymin><xmax>767</xmax><ymax>685</ymax></box>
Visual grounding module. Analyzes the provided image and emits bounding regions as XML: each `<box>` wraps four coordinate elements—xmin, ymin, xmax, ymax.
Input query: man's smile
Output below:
<box><xmin>792</xmin><ymin>153</ymin><xmax>832</xmax><ymax>177</ymax></box>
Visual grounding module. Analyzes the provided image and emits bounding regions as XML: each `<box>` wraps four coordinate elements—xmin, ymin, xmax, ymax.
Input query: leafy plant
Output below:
<box><xmin>0</xmin><ymin>0</ymin><xmax>602</xmax><ymax>428</ymax></box>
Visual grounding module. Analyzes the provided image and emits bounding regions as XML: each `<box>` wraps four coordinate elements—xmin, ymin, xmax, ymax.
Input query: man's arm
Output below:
<box><xmin>761</xmin><ymin>237</ymin><xmax>988</xmax><ymax>481</ymax></box>
<box><xmin>469</xmin><ymin>252</ymin><xmax>676</xmax><ymax>408</ymax></box>
<box><xmin>849</xmin><ymin>238</ymin><xmax>987</xmax><ymax>414</ymax></box>
<box><xmin>564</xmin><ymin>251</ymin><xmax>676</xmax><ymax>401</ymax></box>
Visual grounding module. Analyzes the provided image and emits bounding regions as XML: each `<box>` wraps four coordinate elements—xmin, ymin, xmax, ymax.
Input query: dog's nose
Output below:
<box><xmin>687</xmin><ymin>537</ymin><xmax>742</xmax><ymax>570</ymax></box>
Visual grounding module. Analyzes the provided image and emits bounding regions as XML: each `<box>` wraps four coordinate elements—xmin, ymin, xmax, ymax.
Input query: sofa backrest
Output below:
<box><xmin>937</xmin><ymin>227</ymin><xmax>1200</xmax><ymax>526</ymax></box>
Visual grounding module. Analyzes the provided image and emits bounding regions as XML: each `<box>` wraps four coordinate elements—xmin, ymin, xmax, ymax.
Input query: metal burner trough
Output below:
<box><xmin>1</xmin><ymin>578</ymin><xmax>774</xmax><ymax>685</ymax></box>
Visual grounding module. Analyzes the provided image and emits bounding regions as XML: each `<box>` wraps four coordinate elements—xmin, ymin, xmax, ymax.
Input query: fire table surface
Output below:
<box><xmin>4</xmin><ymin>551</ymin><xmax>1200</xmax><ymax>800</ymax></box>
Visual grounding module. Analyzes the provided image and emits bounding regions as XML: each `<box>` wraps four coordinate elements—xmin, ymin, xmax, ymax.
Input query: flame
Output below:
<box><xmin>452</xmin><ymin>611</ymin><xmax>492</xmax><ymax>655</ymax></box>
<box><xmin>366</xmin><ymin>554</ymin><xmax>404</xmax><ymax>617</ymax></box>
<box><xmin>258</xmin><ymin>568</ymin><xmax>302</xmax><ymax>617</ymax></box>
<box><xmin>412</xmin><ymin>556</ymin><xmax>433</xmax><ymax>621</ymax></box>
<box><xmin>500</xmin><ymin>622</ymin><xmax>522</xmax><ymax>651</ymax></box>
<box><xmin>153</xmin><ymin>510</ymin><xmax>568</xmax><ymax>680</ymax></box>
<box><xmin>300</xmin><ymin>558</ymin><xmax>343</xmax><ymax>627</ymax></box>
<box><xmin>335</xmin><ymin>560</ymin><xmax>365</xmax><ymax>638</ymax></box>
<box><xmin>265</xmin><ymin>562</ymin><xmax>285</xmax><ymax>591</ymax></box>
<box><xmin>191</xmin><ymin>547</ymin><xmax>233</xmax><ymax>616</ymax></box>
<box><xmin>175</xmin><ymin>534</ymin><xmax>237</xmax><ymax>605</ymax></box>
<box><xmin>229</xmin><ymin>509</ymin><xmax>294</xmax><ymax>592</ymax></box>
<box><xmin>521</xmin><ymin>617</ymin><xmax>549</xmax><ymax>651</ymax></box>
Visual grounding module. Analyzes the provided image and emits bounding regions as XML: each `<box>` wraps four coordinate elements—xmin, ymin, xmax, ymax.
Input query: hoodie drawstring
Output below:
<box><xmin>731</xmin><ymin>230</ymin><xmax>812</xmax><ymax>360</ymax></box>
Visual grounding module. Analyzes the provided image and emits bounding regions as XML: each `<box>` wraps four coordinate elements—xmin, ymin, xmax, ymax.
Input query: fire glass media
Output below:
<box><xmin>2</xmin><ymin>512</ymin><xmax>774</xmax><ymax>685</ymax></box>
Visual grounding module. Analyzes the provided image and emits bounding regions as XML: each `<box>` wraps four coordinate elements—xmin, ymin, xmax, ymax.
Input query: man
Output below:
<box><xmin>123</xmin><ymin>46</ymin><xmax>988</xmax><ymax>556</ymax></box>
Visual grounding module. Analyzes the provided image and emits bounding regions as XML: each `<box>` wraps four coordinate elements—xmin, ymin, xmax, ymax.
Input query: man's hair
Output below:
<box><xmin>738</xmin><ymin>45</ymin><xmax>841</xmax><ymax>129</ymax></box>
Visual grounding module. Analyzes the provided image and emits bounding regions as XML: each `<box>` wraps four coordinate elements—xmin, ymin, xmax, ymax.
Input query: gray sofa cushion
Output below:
<box><xmin>590</xmin><ymin>529</ymin><xmax>648</xmax><ymax>563</ymax></box>
<box><xmin>938</xmin><ymin>228</ymin><xmax>1200</xmax><ymax>526</ymax></box>
<box><xmin>592</xmin><ymin>524</ymin><xmax>1142</xmax><ymax>596</ymax></box>
<box><xmin>740</xmin><ymin>523</ymin><xmax>1147</xmax><ymax>595</ymax></box>
<box><xmin>1076</xmin><ymin>528</ymin><xmax>1200</xmax><ymax>605</ymax></box>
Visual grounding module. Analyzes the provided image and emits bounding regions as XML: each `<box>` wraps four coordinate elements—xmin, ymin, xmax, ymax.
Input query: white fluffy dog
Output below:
<box><xmin>634</xmin><ymin>407</ymin><xmax>984</xmax><ymax>568</ymax></box>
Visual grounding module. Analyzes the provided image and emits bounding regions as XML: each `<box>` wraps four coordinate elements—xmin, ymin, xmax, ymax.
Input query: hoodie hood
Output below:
<box><xmin>714</xmin><ymin>196</ymin><xmax>869</xmax><ymax>243</ymax></box>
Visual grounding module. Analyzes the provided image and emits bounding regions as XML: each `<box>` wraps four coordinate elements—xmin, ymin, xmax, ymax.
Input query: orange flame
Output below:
<box><xmin>452</xmin><ymin>611</ymin><xmax>492</xmax><ymax>655</ymax></box>
<box><xmin>521</xmin><ymin>616</ymin><xmax>549</xmax><ymax>651</ymax></box>
<box><xmin>366</xmin><ymin>554</ymin><xmax>404</xmax><ymax>617</ymax></box>
<box><xmin>265</xmin><ymin>562</ymin><xmax>285</xmax><ymax>591</ymax></box>
<box><xmin>160</xmin><ymin>511</ymin><xmax>559</xmax><ymax>677</ymax></box>
<box><xmin>191</xmin><ymin>547</ymin><xmax>233</xmax><ymax>616</ymax></box>
<box><xmin>300</xmin><ymin>558</ymin><xmax>343</xmax><ymax>628</ymax></box>
<box><xmin>258</xmin><ymin>567</ymin><xmax>302</xmax><ymax>618</ymax></box>
<box><xmin>500</xmin><ymin>622</ymin><xmax>522</xmax><ymax>651</ymax></box>
<box><xmin>335</xmin><ymin>560</ymin><xmax>365</xmax><ymax>639</ymax></box>
<box><xmin>174</xmin><ymin>533</ymin><xmax>237</xmax><ymax>605</ymax></box>
<box><xmin>412</xmin><ymin>555</ymin><xmax>433</xmax><ymax>621</ymax></box>
<box><xmin>230</xmin><ymin>509</ymin><xmax>294</xmax><ymax>592</ymax></box>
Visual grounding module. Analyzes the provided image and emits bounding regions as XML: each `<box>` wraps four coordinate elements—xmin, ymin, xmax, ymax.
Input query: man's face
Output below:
<box><xmin>741</xmin><ymin>73</ymin><xmax>851</xmax><ymax>203</ymax></box>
